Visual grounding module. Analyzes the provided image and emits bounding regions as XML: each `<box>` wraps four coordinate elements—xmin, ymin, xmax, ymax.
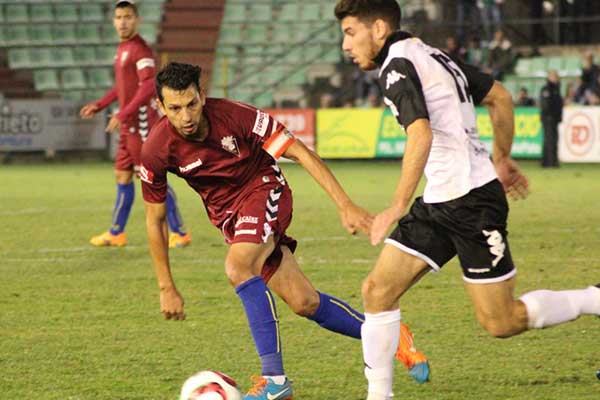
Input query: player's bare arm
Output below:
<box><xmin>283</xmin><ymin>139</ymin><xmax>372</xmax><ymax>235</ymax></box>
<box><xmin>79</xmin><ymin>103</ymin><xmax>99</xmax><ymax>119</ymax></box>
<box><xmin>105</xmin><ymin>115</ymin><xmax>122</xmax><ymax>134</ymax></box>
<box><xmin>144</xmin><ymin>200</ymin><xmax>185</xmax><ymax>321</ymax></box>
<box><xmin>481</xmin><ymin>81</ymin><xmax>529</xmax><ymax>200</ymax></box>
<box><xmin>370</xmin><ymin>118</ymin><xmax>432</xmax><ymax>245</ymax></box>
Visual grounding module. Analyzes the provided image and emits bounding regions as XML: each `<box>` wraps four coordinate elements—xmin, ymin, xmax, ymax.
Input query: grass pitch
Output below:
<box><xmin>0</xmin><ymin>160</ymin><xmax>598</xmax><ymax>399</ymax></box>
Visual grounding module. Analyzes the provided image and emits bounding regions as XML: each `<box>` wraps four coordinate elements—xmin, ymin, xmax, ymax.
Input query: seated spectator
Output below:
<box><xmin>563</xmin><ymin>79</ymin><xmax>585</xmax><ymax>106</ymax></box>
<box><xmin>465</xmin><ymin>36</ymin><xmax>487</xmax><ymax>69</ymax></box>
<box><xmin>445</xmin><ymin>36</ymin><xmax>467</xmax><ymax>62</ymax></box>
<box><xmin>516</xmin><ymin>87</ymin><xmax>535</xmax><ymax>106</ymax></box>
<box><xmin>486</xmin><ymin>29</ymin><xmax>513</xmax><ymax>80</ymax></box>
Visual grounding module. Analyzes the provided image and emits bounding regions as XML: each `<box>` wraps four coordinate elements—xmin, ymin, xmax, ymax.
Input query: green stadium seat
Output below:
<box><xmin>304</xmin><ymin>45</ymin><xmax>323</xmax><ymax>61</ymax></box>
<box><xmin>101</xmin><ymin>24</ymin><xmax>119</xmax><ymax>44</ymax></box>
<box><xmin>88</xmin><ymin>68</ymin><xmax>113</xmax><ymax>89</ymax></box>
<box><xmin>301</xmin><ymin>3</ymin><xmax>321</xmax><ymax>21</ymax></box>
<box><xmin>28</xmin><ymin>25</ymin><xmax>53</xmax><ymax>46</ymax></box>
<box><xmin>62</xmin><ymin>90</ymin><xmax>85</xmax><ymax>102</ymax></box>
<box><xmin>5</xmin><ymin>4</ymin><xmax>29</xmax><ymax>23</ymax></box>
<box><xmin>61</xmin><ymin>68</ymin><xmax>88</xmax><ymax>90</ymax></box>
<box><xmin>3</xmin><ymin>25</ymin><xmax>29</xmax><ymax>46</ymax></box>
<box><xmin>73</xmin><ymin>46</ymin><xmax>97</xmax><ymax>66</ymax></box>
<box><xmin>85</xmin><ymin>89</ymin><xmax>108</xmax><ymax>102</ymax></box>
<box><xmin>138</xmin><ymin>24</ymin><xmax>158</xmax><ymax>44</ymax></box>
<box><xmin>79</xmin><ymin>4</ymin><xmax>104</xmax><ymax>23</ymax></box>
<box><xmin>139</xmin><ymin>3</ymin><xmax>163</xmax><ymax>23</ymax></box>
<box><xmin>321</xmin><ymin>45</ymin><xmax>341</xmax><ymax>63</ymax></box>
<box><xmin>246</xmin><ymin>25</ymin><xmax>268</xmax><ymax>43</ymax></box>
<box><xmin>292</xmin><ymin>23</ymin><xmax>313</xmax><ymax>43</ymax></box>
<box><xmin>29</xmin><ymin>48</ymin><xmax>53</xmax><ymax>68</ymax></box>
<box><xmin>220</xmin><ymin>25</ymin><xmax>242</xmax><ymax>44</ymax></box>
<box><xmin>285</xmin><ymin>47</ymin><xmax>304</xmax><ymax>64</ymax></box>
<box><xmin>547</xmin><ymin>57</ymin><xmax>563</xmax><ymax>72</ymax></box>
<box><xmin>52</xmin><ymin>25</ymin><xmax>77</xmax><ymax>45</ymax></box>
<box><xmin>248</xmin><ymin>4</ymin><xmax>272</xmax><ymax>22</ymax></box>
<box><xmin>8</xmin><ymin>48</ymin><xmax>31</xmax><ymax>69</ymax></box>
<box><xmin>283</xmin><ymin>67</ymin><xmax>307</xmax><ymax>86</ymax></box>
<box><xmin>514</xmin><ymin>58</ymin><xmax>531</xmax><ymax>77</ymax></box>
<box><xmin>530</xmin><ymin>57</ymin><xmax>548</xmax><ymax>78</ymax></box>
<box><xmin>562</xmin><ymin>57</ymin><xmax>581</xmax><ymax>77</ymax></box>
<box><xmin>0</xmin><ymin>6</ymin><xmax>4</xmax><ymax>24</ymax></box>
<box><xmin>77</xmin><ymin>25</ymin><xmax>102</xmax><ymax>44</ymax></box>
<box><xmin>271</xmin><ymin>23</ymin><xmax>292</xmax><ymax>44</ymax></box>
<box><xmin>96</xmin><ymin>45</ymin><xmax>116</xmax><ymax>64</ymax></box>
<box><xmin>54</xmin><ymin>4</ymin><xmax>79</xmax><ymax>23</ymax></box>
<box><xmin>223</xmin><ymin>4</ymin><xmax>246</xmax><ymax>22</ymax></box>
<box><xmin>253</xmin><ymin>92</ymin><xmax>274</xmax><ymax>108</ymax></box>
<box><xmin>278</xmin><ymin>3</ymin><xmax>299</xmax><ymax>22</ymax></box>
<box><xmin>34</xmin><ymin>69</ymin><xmax>60</xmax><ymax>91</ymax></box>
<box><xmin>30</xmin><ymin>4</ymin><xmax>54</xmax><ymax>23</ymax></box>
<box><xmin>50</xmin><ymin>47</ymin><xmax>75</xmax><ymax>67</ymax></box>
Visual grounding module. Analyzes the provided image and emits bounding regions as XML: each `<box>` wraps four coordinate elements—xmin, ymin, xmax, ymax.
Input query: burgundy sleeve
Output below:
<box><xmin>140</xmin><ymin>135</ymin><xmax>168</xmax><ymax>203</ymax></box>
<box><xmin>115</xmin><ymin>45</ymin><xmax>157</xmax><ymax>122</ymax></box>
<box><xmin>236</xmin><ymin>102</ymin><xmax>296</xmax><ymax>159</ymax></box>
<box><xmin>95</xmin><ymin>87</ymin><xmax>118</xmax><ymax>110</ymax></box>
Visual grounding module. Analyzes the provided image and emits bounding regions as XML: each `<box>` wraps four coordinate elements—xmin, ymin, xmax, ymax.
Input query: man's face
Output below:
<box><xmin>340</xmin><ymin>16</ymin><xmax>379</xmax><ymax>71</ymax></box>
<box><xmin>158</xmin><ymin>84</ymin><xmax>206</xmax><ymax>140</ymax></box>
<box><xmin>113</xmin><ymin>6</ymin><xmax>139</xmax><ymax>41</ymax></box>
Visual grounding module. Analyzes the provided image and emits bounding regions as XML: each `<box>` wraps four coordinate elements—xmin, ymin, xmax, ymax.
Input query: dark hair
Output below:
<box><xmin>115</xmin><ymin>1</ymin><xmax>138</xmax><ymax>16</ymax></box>
<box><xmin>334</xmin><ymin>0</ymin><xmax>401</xmax><ymax>30</ymax></box>
<box><xmin>156</xmin><ymin>62</ymin><xmax>202</xmax><ymax>102</ymax></box>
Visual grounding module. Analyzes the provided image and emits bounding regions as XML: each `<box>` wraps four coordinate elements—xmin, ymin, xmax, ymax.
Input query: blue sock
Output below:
<box><xmin>308</xmin><ymin>292</ymin><xmax>364</xmax><ymax>339</ymax></box>
<box><xmin>109</xmin><ymin>182</ymin><xmax>134</xmax><ymax>235</ymax></box>
<box><xmin>236</xmin><ymin>276</ymin><xmax>284</xmax><ymax>376</ymax></box>
<box><xmin>166</xmin><ymin>184</ymin><xmax>187</xmax><ymax>235</ymax></box>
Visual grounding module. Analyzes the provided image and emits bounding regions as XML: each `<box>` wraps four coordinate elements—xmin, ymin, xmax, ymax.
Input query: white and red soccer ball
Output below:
<box><xmin>180</xmin><ymin>370</ymin><xmax>242</xmax><ymax>400</ymax></box>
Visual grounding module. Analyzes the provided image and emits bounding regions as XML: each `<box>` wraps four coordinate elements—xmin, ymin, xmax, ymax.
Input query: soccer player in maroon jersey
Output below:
<box><xmin>140</xmin><ymin>63</ymin><xmax>429</xmax><ymax>400</ymax></box>
<box><xmin>79</xmin><ymin>0</ymin><xmax>190</xmax><ymax>248</ymax></box>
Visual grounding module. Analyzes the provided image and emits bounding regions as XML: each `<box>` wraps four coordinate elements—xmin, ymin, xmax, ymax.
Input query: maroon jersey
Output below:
<box><xmin>95</xmin><ymin>34</ymin><xmax>158</xmax><ymax>138</ymax></box>
<box><xmin>140</xmin><ymin>98</ymin><xmax>296</xmax><ymax>228</ymax></box>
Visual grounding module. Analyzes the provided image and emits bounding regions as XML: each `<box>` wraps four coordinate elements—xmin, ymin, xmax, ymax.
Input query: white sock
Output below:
<box><xmin>265</xmin><ymin>375</ymin><xmax>286</xmax><ymax>385</ymax></box>
<box><xmin>362</xmin><ymin>310</ymin><xmax>401</xmax><ymax>399</ymax></box>
<box><xmin>520</xmin><ymin>286</ymin><xmax>600</xmax><ymax>329</ymax></box>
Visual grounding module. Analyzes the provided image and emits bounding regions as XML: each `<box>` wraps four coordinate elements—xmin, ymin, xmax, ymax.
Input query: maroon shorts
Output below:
<box><xmin>221</xmin><ymin>184</ymin><xmax>297</xmax><ymax>283</ymax></box>
<box><xmin>114</xmin><ymin>128</ymin><xmax>143</xmax><ymax>172</ymax></box>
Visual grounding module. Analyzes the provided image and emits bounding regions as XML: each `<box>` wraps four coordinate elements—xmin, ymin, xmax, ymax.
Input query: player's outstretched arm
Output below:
<box><xmin>481</xmin><ymin>82</ymin><xmax>529</xmax><ymax>200</ymax></box>
<box><xmin>370</xmin><ymin>118</ymin><xmax>431</xmax><ymax>246</ymax></box>
<box><xmin>282</xmin><ymin>139</ymin><xmax>372</xmax><ymax>235</ymax></box>
<box><xmin>144</xmin><ymin>200</ymin><xmax>186</xmax><ymax>321</ymax></box>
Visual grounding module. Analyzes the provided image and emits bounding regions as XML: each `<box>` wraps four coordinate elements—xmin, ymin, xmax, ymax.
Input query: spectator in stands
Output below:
<box><xmin>445</xmin><ymin>36</ymin><xmax>466</xmax><ymax>62</ymax></box>
<box><xmin>540</xmin><ymin>70</ymin><xmax>563</xmax><ymax>168</ymax></box>
<box><xmin>563</xmin><ymin>79</ymin><xmax>585</xmax><ymax>106</ymax></box>
<box><xmin>456</xmin><ymin>0</ymin><xmax>478</xmax><ymax>43</ymax></box>
<box><xmin>516</xmin><ymin>87</ymin><xmax>535</xmax><ymax>106</ymax></box>
<box><xmin>478</xmin><ymin>0</ymin><xmax>504</xmax><ymax>40</ymax></box>
<box><xmin>465</xmin><ymin>36</ymin><xmax>487</xmax><ymax>69</ymax></box>
<box><xmin>486</xmin><ymin>29</ymin><xmax>513</xmax><ymax>80</ymax></box>
<box><xmin>353</xmin><ymin>68</ymin><xmax>381</xmax><ymax>107</ymax></box>
<box><xmin>580</xmin><ymin>51</ymin><xmax>599</xmax><ymax>92</ymax></box>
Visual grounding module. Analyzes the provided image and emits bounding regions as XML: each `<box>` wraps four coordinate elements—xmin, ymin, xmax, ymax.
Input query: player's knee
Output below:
<box><xmin>361</xmin><ymin>276</ymin><xmax>391</xmax><ymax>306</ymax></box>
<box><xmin>224</xmin><ymin>261</ymin><xmax>254</xmax><ymax>287</ymax></box>
<box><xmin>289</xmin><ymin>292</ymin><xmax>320</xmax><ymax>317</ymax></box>
<box><xmin>479</xmin><ymin>318</ymin><xmax>517</xmax><ymax>338</ymax></box>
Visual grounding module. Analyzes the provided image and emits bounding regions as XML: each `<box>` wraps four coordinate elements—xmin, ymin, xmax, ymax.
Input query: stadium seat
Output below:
<box><xmin>321</xmin><ymin>45</ymin><xmax>341</xmax><ymax>63</ymax></box>
<box><xmin>3</xmin><ymin>25</ymin><xmax>29</xmax><ymax>46</ymax></box>
<box><xmin>28</xmin><ymin>25</ymin><xmax>53</xmax><ymax>46</ymax></box>
<box><xmin>220</xmin><ymin>25</ymin><xmax>242</xmax><ymax>44</ymax></box>
<box><xmin>301</xmin><ymin>3</ymin><xmax>321</xmax><ymax>21</ymax></box>
<box><xmin>61</xmin><ymin>68</ymin><xmax>88</xmax><ymax>90</ymax></box>
<box><xmin>50</xmin><ymin>47</ymin><xmax>75</xmax><ymax>67</ymax></box>
<box><xmin>54</xmin><ymin>4</ymin><xmax>79</xmax><ymax>23</ymax></box>
<box><xmin>77</xmin><ymin>25</ymin><xmax>102</xmax><ymax>45</ymax></box>
<box><xmin>73</xmin><ymin>46</ymin><xmax>98</xmax><ymax>66</ymax></box>
<box><xmin>271</xmin><ymin>23</ymin><xmax>292</xmax><ymax>44</ymax></box>
<box><xmin>278</xmin><ymin>3</ymin><xmax>299</xmax><ymax>22</ymax></box>
<box><xmin>547</xmin><ymin>57</ymin><xmax>563</xmax><ymax>72</ymax></box>
<box><xmin>62</xmin><ymin>90</ymin><xmax>85</xmax><ymax>102</ymax></box>
<box><xmin>253</xmin><ymin>92</ymin><xmax>274</xmax><ymax>108</ymax></box>
<box><xmin>514</xmin><ymin>58</ymin><xmax>531</xmax><ymax>77</ymax></box>
<box><xmin>96</xmin><ymin>45</ymin><xmax>116</xmax><ymax>65</ymax></box>
<box><xmin>52</xmin><ymin>25</ymin><xmax>77</xmax><ymax>45</ymax></box>
<box><xmin>248</xmin><ymin>4</ymin><xmax>272</xmax><ymax>22</ymax></box>
<box><xmin>30</xmin><ymin>4</ymin><xmax>54</xmax><ymax>23</ymax></box>
<box><xmin>139</xmin><ymin>24</ymin><xmax>158</xmax><ymax>44</ymax></box>
<box><xmin>34</xmin><ymin>69</ymin><xmax>60</xmax><ymax>91</ymax></box>
<box><xmin>223</xmin><ymin>4</ymin><xmax>246</xmax><ymax>22</ymax></box>
<box><xmin>79</xmin><ymin>3</ymin><xmax>105</xmax><ymax>23</ymax></box>
<box><xmin>283</xmin><ymin>67</ymin><xmax>307</xmax><ymax>86</ymax></box>
<box><xmin>101</xmin><ymin>24</ymin><xmax>118</xmax><ymax>44</ymax></box>
<box><xmin>88</xmin><ymin>68</ymin><xmax>114</xmax><ymax>89</ymax></box>
<box><xmin>530</xmin><ymin>57</ymin><xmax>548</xmax><ymax>78</ymax></box>
<box><xmin>8</xmin><ymin>48</ymin><xmax>31</xmax><ymax>69</ymax></box>
<box><xmin>30</xmin><ymin>48</ymin><xmax>53</xmax><ymax>68</ymax></box>
<box><xmin>5</xmin><ymin>4</ymin><xmax>29</xmax><ymax>23</ymax></box>
<box><xmin>562</xmin><ymin>57</ymin><xmax>581</xmax><ymax>77</ymax></box>
<box><xmin>139</xmin><ymin>3</ymin><xmax>163</xmax><ymax>23</ymax></box>
<box><xmin>246</xmin><ymin>25</ymin><xmax>269</xmax><ymax>43</ymax></box>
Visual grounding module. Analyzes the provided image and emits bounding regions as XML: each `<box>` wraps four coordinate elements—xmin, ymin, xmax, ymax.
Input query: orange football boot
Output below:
<box><xmin>169</xmin><ymin>232</ymin><xmax>192</xmax><ymax>248</ymax></box>
<box><xmin>397</xmin><ymin>322</ymin><xmax>430</xmax><ymax>383</ymax></box>
<box><xmin>90</xmin><ymin>231</ymin><xmax>127</xmax><ymax>247</ymax></box>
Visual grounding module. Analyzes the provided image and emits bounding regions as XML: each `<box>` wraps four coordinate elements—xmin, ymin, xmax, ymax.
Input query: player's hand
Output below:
<box><xmin>340</xmin><ymin>202</ymin><xmax>373</xmax><ymax>235</ymax></box>
<box><xmin>105</xmin><ymin>115</ymin><xmax>121</xmax><ymax>134</ymax></box>
<box><xmin>159</xmin><ymin>286</ymin><xmax>186</xmax><ymax>321</ymax></box>
<box><xmin>80</xmin><ymin>103</ymin><xmax>99</xmax><ymax>119</ymax></box>
<box><xmin>494</xmin><ymin>157</ymin><xmax>529</xmax><ymax>200</ymax></box>
<box><xmin>370</xmin><ymin>206</ymin><xmax>404</xmax><ymax>246</ymax></box>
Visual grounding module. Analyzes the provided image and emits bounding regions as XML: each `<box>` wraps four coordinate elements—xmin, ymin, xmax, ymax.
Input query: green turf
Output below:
<box><xmin>0</xmin><ymin>160</ymin><xmax>598</xmax><ymax>399</ymax></box>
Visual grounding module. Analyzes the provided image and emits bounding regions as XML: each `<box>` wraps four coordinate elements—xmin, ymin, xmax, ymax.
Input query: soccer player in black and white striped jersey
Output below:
<box><xmin>334</xmin><ymin>1</ymin><xmax>600</xmax><ymax>399</ymax></box>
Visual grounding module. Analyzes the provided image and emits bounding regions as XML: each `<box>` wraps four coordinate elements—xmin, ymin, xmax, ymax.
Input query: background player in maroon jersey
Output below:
<box><xmin>79</xmin><ymin>0</ymin><xmax>190</xmax><ymax>249</ymax></box>
<box><xmin>140</xmin><ymin>63</ymin><xmax>429</xmax><ymax>400</ymax></box>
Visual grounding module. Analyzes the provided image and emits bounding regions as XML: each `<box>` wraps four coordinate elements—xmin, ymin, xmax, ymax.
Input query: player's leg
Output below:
<box><xmin>225</xmin><ymin>238</ymin><xmax>292</xmax><ymax>400</ymax></box>
<box><xmin>165</xmin><ymin>184</ymin><xmax>191</xmax><ymax>248</ymax></box>
<box><xmin>361</xmin><ymin>244</ymin><xmax>431</xmax><ymax>400</ymax></box>
<box><xmin>467</xmin><ymin>278</ymin><xmax>600</xmax><ymax>337</ymax></box>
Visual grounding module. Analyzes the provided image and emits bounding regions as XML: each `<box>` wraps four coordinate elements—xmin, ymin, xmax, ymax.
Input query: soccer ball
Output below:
<box><xmin>180</xmin><ymin>370</ymin><xmax>242</xmax><ymax>400</ymax></box>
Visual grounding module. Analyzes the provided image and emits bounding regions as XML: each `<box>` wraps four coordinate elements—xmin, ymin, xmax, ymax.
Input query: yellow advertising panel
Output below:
<box><xmin>317</xmin><ymin>109</ymin><xmax>382</xmax><ymax>158</ymax></box>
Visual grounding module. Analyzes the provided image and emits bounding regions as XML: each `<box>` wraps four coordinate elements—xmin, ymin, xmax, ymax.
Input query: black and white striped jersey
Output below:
<box><xmin>374</xmin><ymin>31</ymin><xmax>498</xmax><ymax>203</ymax></box>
